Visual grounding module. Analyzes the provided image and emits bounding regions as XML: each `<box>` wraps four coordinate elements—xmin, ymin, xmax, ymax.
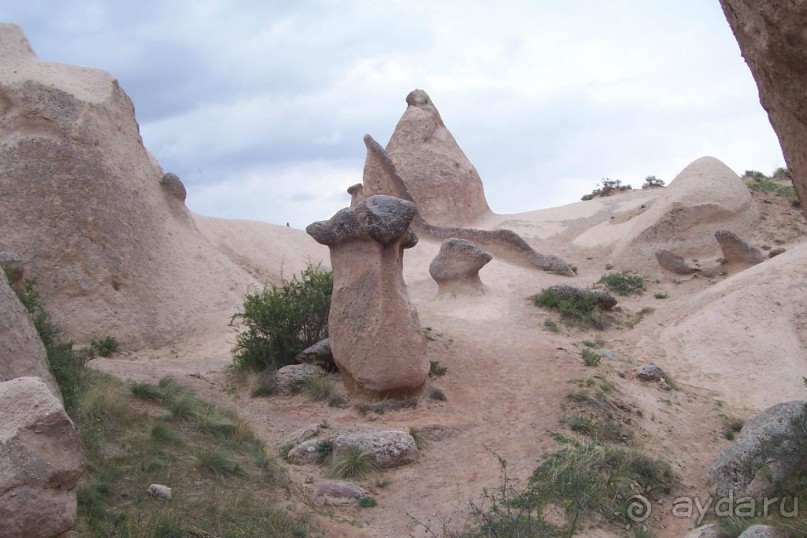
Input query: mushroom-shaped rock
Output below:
<box><xmin>429</xmin><ymin>238</ymin><xmax>492</xmax><ymax>296</ymax></box>
<box><xmin>159</xmin><ymin>172</ymin><xmax>187</xmax><ymax>202</ymax></box>
<box><xmin>715</xmin><ymin>230</ymin><xmax>766</xmax><ymax>265</ymax></box>
<box><xmin>306</xmin><ymin>195</ymin><xmax>428</xmax><ymax>399</ymax></box>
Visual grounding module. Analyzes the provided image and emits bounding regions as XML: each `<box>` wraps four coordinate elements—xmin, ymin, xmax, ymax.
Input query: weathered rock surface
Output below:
<box><xmin>0</xmin><ymin>252</ymin><xmax>24</xmax><ymax>285</ymax></box>
<box><xmin>333</xmin><ymin>431</ymin><xmax>418</xmax><ymax>469</ymax></box>
<box><xmin>738</xmin><ymin>525</ymin><xmax>787</xmax><ymax>538</ymax></box>
<box><xmin>546</xmin><ymin>285</ymin><xmax>617</xmax><ymax>310</ymax></box>
<box><xmin>307</xmin><ymin>194</ymin><xmax>428</xmax><ymax>399</ymax></box>
<box><xmin>274</xmin><ymin>364</ymin><xmax>326</xmax><ymax>394</ymax></box>
<box><xmin>385</xmin><ymin>89</ymin><xmax>491</xmax><ymax>227</ymax></box>
<box><xmin>159</xmin><ymin>172</ymin><xmax>187</xmax><ymax>202</ymax></box>
<box><xmin>360</xmin><ymin>128</ymin><xmax>574</xmax><ymax>275</ymax></box>
<box><xmin>720</xmin><ymin>0</ymin><xmax>807</xmax><ymax>217</ymax></box>
<box><xmin>287</xmin><ymin>438</ymin><xmax>325</xmax><ymax>465</ymax></box>
<box><xmin>0</xmin><ymin>23</ymin><xmax>256</xmax><ymax>348</ymax></box>
<box><xmin>656</xmin><ymin>249</ymin><xmax>698</xmax><ymax>274</ymax></box>
<box><xmin>314</xmin><ymin>481</ymin><xmax>368</xmax><ymax>507</ymax></box>
<box><xmin>0</xmin><ymin>273</ymin><xmax>60</xmax><ymax>397</ymax></box>
<box><xmin>685</xmin><ymin>524</ymin><xmax>721</xmax><ymax>538</ymax></box>
<box><xmin>635</xmin><ymin>364</ymin><xmax>667</xmax><ymax>382</ymax></box>
<box><xmin>146</xmin><ymin>484</ymin><xmax>172</xmax><ymax>500</ymax></box>
<box><xmin>295</xmin><ymin>338</ymin><xmax>336</xmax><ymax>371</ymax></box>
<box><xmin>707</xmin><ymin>401</ymin><xmax>807</xmax><ymax>497</ymax></box>
<box><xmin>573</xmin><ymin>157</ymin><xmax>759</xmax><ymax>271</ymax></box>
<box><xmin>715</xmin><ymin>229</ymin><xmax>766</xmax><ymax>265</ymax></box>
<box><xmin>429</xmin><ymin>238</ymin><xmax>492</xmax><ymax>296</ymax></box>
<box><xmin>0</xmin><ymin>377</ymin><xmax>85</xmax><ymax>537</ymax></box>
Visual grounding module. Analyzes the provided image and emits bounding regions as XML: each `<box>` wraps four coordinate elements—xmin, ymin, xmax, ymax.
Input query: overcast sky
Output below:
<box><xmin>3</xmin><ymin>1</ymin><xmax>785</xmax><ymax>228</ymax></box>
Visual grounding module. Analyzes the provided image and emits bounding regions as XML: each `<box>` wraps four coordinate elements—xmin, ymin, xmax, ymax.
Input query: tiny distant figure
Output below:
<box><xmin>286</xmin><ymin>222</ymin><xmax>290</xmax><ymax>227</ymax></box>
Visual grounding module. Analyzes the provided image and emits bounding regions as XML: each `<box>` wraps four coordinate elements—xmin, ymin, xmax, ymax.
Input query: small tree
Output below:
<box><xmin>641</xmin><ymin>175</ymin><xmax>665</xmax><ymax>189</ymax></box>
<box><xmin>230</xmin><ymin>265</ymin><xmax>332</xmax><ymax>371</ymax></box>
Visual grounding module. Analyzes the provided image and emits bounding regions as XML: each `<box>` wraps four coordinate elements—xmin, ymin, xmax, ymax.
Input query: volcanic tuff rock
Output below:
<box><xmin>386</xmin><ymin>89</ymin><xmax>491</xmax><ymax>227</ymax></box>
<box><xmin>0</xmin><ymin>273</ymin><xmax>60</xmax><ymax>397</ymax></box>
<box><xmin>715</xmin><ymin>229</ymin><xmax>766</xmax><ymax>265</ymax></box>
<box><xmin>720</xmin><ymin>0</ymin><xmax>807</xmax><ymax>217</ymax></box>
<box><xmin>429</xmin><ymin>238</ymin><xmax>492</xmax><ymax>296</ymax></box>
<box><xmin>0</xmin><ymin>377</ymin><xmax>85</xmax><ymax>538</ymax></box>
<box><xmin>332</xmin><ymin>431</ymin><xmax>419</xmax><ymax>469</ymax></box>
<box><xmin>707</xmin><ymin>401</ymin><xmax>807</xmax><ymax>498</ymax></box>
<box><xmin>0</xmin><ymin>23</ymin><xmax>255</xmax><ymax>348</ymax></box>
<box><xmin>307</xmin><ymin>195</ymin><xmax>428</xmax><ymax>399</ymax></box>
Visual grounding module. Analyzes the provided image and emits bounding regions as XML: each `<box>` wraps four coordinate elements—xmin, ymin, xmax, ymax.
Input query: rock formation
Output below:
<box><xmin>314</xmin><ymin>481</ymin><xmax>368</xmax><ymax>507</ymax></box>
<box><xmin>0</xmin><ymin>377</ymin><xmax>85</xmax><ymax>537</ymax></box>
<box><xmin>573</xmin><ymin>157</ymin><xmax>759</xmax><ymax>271</ymax></box>
<box><xmin>0</xmin><ymin>252</ymin><xmax>24</xmax><ymax>287</ymax></box>
<box><xmin>720</xmin><ymin>1</ymin><xmax>807</xmax><ymax>217</ymax></box>
<box><xmin>0</xmin><ymin>23</ymin><xmax>256</xmax><ymax>348</ymax></box>
<box><xmin>715</xmin><ymin>229</ymin><xmax>766</xmax><ymax>265</ymax></box>
<box><xmin>332</xmin><ymin>431</ymin><xmax>419</xmax><ymax>469</ymax></box>
<box><xmin>386</xmin><ymin>89</ymin><xmax>491</xmax><ymax>227</ymax></box>
<box><xmin>655</xmin><ymin>249</ymin><xmax>698</xmax><ymax>274</ymax></box>
<box><xmin>360</xmin><ymin>134</ymin><xmax>575</xmax><ymax>275</ymax></box>
<box><xmin>707</xmin><ymin>401</ymin><xmax>807</xmax><ymax>497</ymax></box>
<box><xmin>306</xmin><ymin>194</ymin><xmax>428</xmax><ymax>398</ymax></box>
<box><xmin>429</xmin><ymin>238</ymin><xmax>492</xmax><ymax>296</ymax></box>
<box><xmin>0</xmin><ymin>274</ymin><xmax>60</xmax><ymax>397</ymax></box>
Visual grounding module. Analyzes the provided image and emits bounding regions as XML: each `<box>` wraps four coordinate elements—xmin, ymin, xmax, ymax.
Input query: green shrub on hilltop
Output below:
<box><xmin>230</xmin><ymin>264</ymin><xmax>332</xmax><ymax>371</ymax></box>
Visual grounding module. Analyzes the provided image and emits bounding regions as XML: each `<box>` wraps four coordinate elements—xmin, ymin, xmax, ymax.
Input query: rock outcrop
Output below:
<box><xmin>0</xmin><ymin>23</ymin><xmax>256</xmax><ymax>348</ymax></box>
<box><xmin>0</xmin><ymin>273</ymin><xmax>60</xmax><ymax>397</ymax></box>
<box><xmin>707</xmin><ymin>401</ymin><xmax>807</xmax><ymax>497</ymax></box>
<box><xmin>655</xmin><ymin>249</ymin><xmax>698</xmax><ymax>274</ymax></box>
<box><xmin>0</xmin><ymin>252</ymin><xmax>24</xmax><ymax>287</ymax></box>
<box><xmin>306</xmin><ymin>194</ymin><xmax>428</xmax><ymax>399</ymax></box>
<box><xmin>274</xmin><ymin>364</ymin><xmax>326</xmax><ymax>394</ymax></box>
<box><xmin>359</xmin><ymin>134</ymin><xmax>575</xmax><ymax>274</ymax></box>
<box><xmin>295</xmin><ymin>338</ymin><xmax>336</xmax><ymax>372</ymax></box>
<box><xmin>715</xmin><ymin>229</ymin><xmax>766</xmax><ymax>266</ymax></box>
<box><xmin>0</xmin><ymin>377</ymin><xmax>85</xmax><ymax>537</ymax></box>
<box><xmin>573</xmin><ymin>157</ymin><xmax>759</xmax><ymax>271</ymax></box>
<box><xmin>386</xmin><ymin>89</ymin><xmax>491</xmax><ymax>227</ymax></box>
<box><xmin>545</xmin><ymin>285</ymin><xmax>617</xmax><ymax>311</ymax></box>
<box><xmin>314</xmin><ymin>481</ymin><xmax>368</xmax><ymax>507</ymax></box>
<box><xmin>429</xmin><ymin>238</ymin><xmax>492</xmax><ymax>296</ymax></box>
<box><xmin>720</xmin><ymin>1</ymin><xmax>807</xmax><ymax>217</ymax></box>
<box><xmin>332</xmin><ymin>431</ymin><xmax>419</xmax><ymax>469</ymax></box>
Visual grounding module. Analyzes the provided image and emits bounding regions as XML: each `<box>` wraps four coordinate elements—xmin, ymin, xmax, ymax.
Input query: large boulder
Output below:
<box><xmin>707</xmin><ymin>401</ymin><xmax>807</xmax><ymax>497</ymax></box>
<box><xmin>0</xmin><ymin>272</ymin><xmax>60</xmax><ymax>398</ymax></box>
<box><xmin>307</xmin><ymin>194</ymin><xmax>428</xmax><ymax>399</ymax></box>
<box><xmin>720</xmin><ymin>1</ymin><xmax>807</xmax><ymax>217</ymax></box>
<box><xmin>314</xmin><ymin>481</ymin><xmax>368</xmax><ymax>507</ymax></box>
<box><xmin>386</xmin><ymin>89</ymin><xmax>491</xmax><ymax>227</ymax></box>
<box><xmin>0</xmin><ymin>23</ymin><xmax>256</xmax><ymax>348</ymax></box>
<box><xmin>429</xmin><ymin>238</ymin><xmax>492</xmax><ymax>296</ymax></box>
<box><xmin>0</xmin><ymin>377</ymin><xmax>85</xmax><ymax>537</ymax></box>
<box><xmin>715</xmin><ymin>229</ymin><xmax>766</xmax><ymax>266</ymax></box>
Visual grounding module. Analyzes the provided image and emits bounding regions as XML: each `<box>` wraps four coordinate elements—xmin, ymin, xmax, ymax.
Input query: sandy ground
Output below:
<box><xmin>91</xmin><ymin>185</ymin><xmax>807</xmax><ymax>538</ymax></box>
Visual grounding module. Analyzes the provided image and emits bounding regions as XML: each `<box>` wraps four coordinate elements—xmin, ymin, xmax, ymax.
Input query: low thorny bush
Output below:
<box><xmin>230</xmin><ymin>264</ymin><xmax>332</xmax><ymax>372</ymax></box>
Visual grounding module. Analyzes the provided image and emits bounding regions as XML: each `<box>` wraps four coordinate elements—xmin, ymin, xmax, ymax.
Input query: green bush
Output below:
<box><xmin>14</xmin><ymin>278</ymin><xmax>86</xmax><ymax>413</ymax></box>
<box><xmin>581</xmin><ymin>178</ymin><xmax>633</xmax><ymax>201</ymax></box>
<box><xmin>642</xmin><ymin>175</ymin><xmax>665</xmax><ymax>189</ymax></box>
<box><xmin>89</xmin><ymin>336</ymin><xmax>118</xmax><ymax>357</ymax></box>
<box><xmin>230</xmin><ymin>265</ymin><xmax>332</xmax><ymax>371</ymax></box>
<box><xmin>598</xmin><ymin>272</ymin><xmax>645</xmax><ymax>296</ymax></box>
<box><xmin>532</xmin><ymin>288</ymin><xmax>609</xmax><ymax>330</ymax></box>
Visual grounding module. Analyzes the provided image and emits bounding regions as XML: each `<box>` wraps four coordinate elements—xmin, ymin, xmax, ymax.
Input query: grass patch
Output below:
<box><xmin>89</xmin><ymin>336</ymin><xmax>118</xmax><ymax>357</ymax></box>
<box><xmin>543</xmin><ymin>318</ymin><xmax>561</xmax><ymax>333</ymax></box>
<box><xmin>581</xmin><ymin>348</ymin><xmax>601</xmax><ymax>367</ymax></box>
<box><xmin>358</xmin><ymin>496</ymin><xmax>377</xmax><ymax>508</ymax></box>
<box><xmin>409</xmin><ymin>427</ymin><xmax>428</xmax><ymax>450</ymax></box>
<box><xmin>303</xmin><ymin>374</ymin><xmax>332</xmax><ymax>401</ymax></box>
<box><xmin>326</xmin><ymin>446</ymin><xmax>377</xmax><ymax>479</ymax></box>
<box><xmin>315</xmin><ymin>440</ymin><xmax>334</xmax><ymax>465</ymax></box>
<box><xmin>532</xmin><ymin>288</ymin><xmax>611</xmax><ymax>330</ymax></box>
<box><xmin>429</xmin><ymin>360</ymin><xmax>448</xmax><ymax>378</ymax></box>
<box><xmin>598</xmin><ymin>272</ymin><xmax>645</xmax><ymax>296</ymax></box>
<box><xmin>230</xmin><ymin>264</ymin><xmax>332</xmax><ymax>372</ymax></box>
<box><xmin>355</xmin><ymin>398</ymin><xmax>418</xmax><ymax>416</ymax></box>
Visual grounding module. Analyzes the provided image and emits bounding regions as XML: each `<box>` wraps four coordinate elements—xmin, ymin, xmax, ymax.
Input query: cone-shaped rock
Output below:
<box><xmin>386</xmin><ymin>89</ymin><xmax>491</xmax><ymax>227</ymax></box>
<box><xmin>306</xmin><ymin>194</ymin><xmax>428</xmax><ymax>399</ymax></box>
<box><xmin>0</xmin><ymin>24</ymin><xmax>255</xmax><ymax>347</ymax></box>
